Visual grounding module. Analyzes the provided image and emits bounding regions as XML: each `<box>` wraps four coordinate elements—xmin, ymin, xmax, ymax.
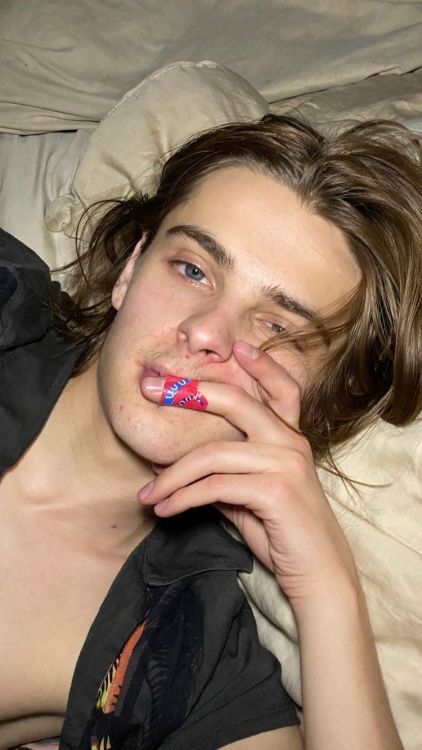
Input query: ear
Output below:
<box><xmin>111</xmin><ymin>233</ymin><xmax>148</xmax><ymax>311</ymax></box>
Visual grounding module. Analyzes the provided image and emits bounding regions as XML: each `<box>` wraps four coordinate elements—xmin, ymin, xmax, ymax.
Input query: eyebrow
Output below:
<box><xmin>165</xmin><ymin>223</ymin><xmax>331</xmax><ymax>346</ymax></box>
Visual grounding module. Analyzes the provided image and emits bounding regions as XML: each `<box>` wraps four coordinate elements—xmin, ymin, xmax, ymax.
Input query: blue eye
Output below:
<box><xmin>184</xmin><ymin>263</ymin><xmax>205</xmax><ymax>281</ymax></box>
<box><xmin>173</xmin><ymin>260</ymin><xmax>207</xmax><ymax>282</ymax></box>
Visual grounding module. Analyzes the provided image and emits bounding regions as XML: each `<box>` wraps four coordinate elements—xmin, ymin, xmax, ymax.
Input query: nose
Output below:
<box><xmin>176</xmin><ymin>304</ymin><xmax>237</xmax><ymax>362</ymax></box>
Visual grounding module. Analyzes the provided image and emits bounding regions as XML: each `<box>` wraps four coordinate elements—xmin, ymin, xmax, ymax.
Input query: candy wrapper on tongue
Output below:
<box><xmin>159</xmin><ymin>375</ymin><xmax>208</xmax><ymax>410</ymax></box>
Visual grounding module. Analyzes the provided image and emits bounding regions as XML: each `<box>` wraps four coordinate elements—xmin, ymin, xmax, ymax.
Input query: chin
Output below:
<box><xmin>118</xmin><ymin>409</ymin><xmax>242</xmax><ymax>466</ymax></box>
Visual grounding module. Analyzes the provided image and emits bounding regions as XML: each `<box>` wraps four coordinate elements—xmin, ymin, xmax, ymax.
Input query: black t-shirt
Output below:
<box><xmin>0</xmin><ymin>228</ymin><xmax>299</xmax><ymax>749</ymax></box>
<box><xmin>61</xmin><ymin>507</ymin><xmax>299</xmax><ymax>750</ymax></box>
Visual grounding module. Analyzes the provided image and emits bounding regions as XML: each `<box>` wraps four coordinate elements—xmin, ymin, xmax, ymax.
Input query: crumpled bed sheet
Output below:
<box><xmin>1</xmin><ymin>0</ymin><xmax>421</xmax><ymax>133</ymax></box>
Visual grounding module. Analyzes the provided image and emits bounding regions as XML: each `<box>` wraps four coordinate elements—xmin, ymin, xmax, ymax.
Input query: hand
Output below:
<box><xmin>138</xmin><ymin>341</ymin><xmax>358</xmax><ymax>607</ymax></box>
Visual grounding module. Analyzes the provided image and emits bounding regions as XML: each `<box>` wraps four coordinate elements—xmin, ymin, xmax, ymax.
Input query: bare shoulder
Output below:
<box><xmin>218</xmin><ymin>725</ymin><xmax>304</xmax><ymax>749</ymax></box>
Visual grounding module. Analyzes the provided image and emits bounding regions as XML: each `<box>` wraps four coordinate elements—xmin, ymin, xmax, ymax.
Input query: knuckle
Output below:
<box><xmin>230</xmin><ymin>384</ymin><xmax>246</xmax><ymax>401</ymax></box>
<box><xmin>290</xmin><ymin>378</ymin><xmax>302</xmax><ymax>399</ymax></box>
<box><xmin>297</xmin><ymin>435</ymin><xmax>314</xmax><ymax>460</ymax></box>
<box><xmin>201</xmin><ymin>441</ymin><xmax>228</xmax><ymax>468</ymax></box>
<box><xmin>230</xmin><ymin>384</ymin><xmax>255</xmax><ymax>406</ymax></box>
<box><xmin>290</xmin><ymin>444</ymin><xmax>312</xmax><ymax>472</ymax></box>
<box><xmin>202</xmin><ymin>441</ymin><xmax>220</xmax><ymax>457</ymax></box>
<box><xmin>205</xmin><ymin>473</ymin><xmax>225</xmax><ymax>492</ymax></box>
<box><xmin>265</xmin><ymin>473</ymin><xmax>292</xmax><ymax>504</ymax></box>
<box><xmin>276</xmin><ymin>374</ymin><xmax>302</xmax><ymax>401</ymax></box>
<box><xmin>273</xmin><ymin>446</ymin><xmax>309</xmax><ymax>478</ymax></box>
<box><xmin>266</xmin><ymin>473</ymin><xmax>284</xmax><ymax>494</ymax></box>
<box><xmin>268</xmin><ymin>472</ymin><xmax>296</xmax><ymax>501</ymax></box>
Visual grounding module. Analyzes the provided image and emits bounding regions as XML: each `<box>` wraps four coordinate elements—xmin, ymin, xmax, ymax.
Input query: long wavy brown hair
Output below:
<box><xmin>48</xmin><ymin>114</ymin><xmax>422</xmax><ymax>494</ymax></box>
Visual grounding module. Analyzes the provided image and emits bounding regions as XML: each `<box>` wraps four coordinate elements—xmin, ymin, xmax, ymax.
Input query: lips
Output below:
<box><xmin>142</xmin><ymin>366</ymin><xmax>161</xmax><ymax>378</ymax></box>
<box><xmin>140</xmin><ymin>362</ymin><xmax>202</xmax><ymax>385</ymax></box>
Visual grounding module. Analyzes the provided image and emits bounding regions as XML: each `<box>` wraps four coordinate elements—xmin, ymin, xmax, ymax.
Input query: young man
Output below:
<box><xmin>1</xmin><ymin>114</ymin><xmax>419</xmax><ymax>749</ymax></box>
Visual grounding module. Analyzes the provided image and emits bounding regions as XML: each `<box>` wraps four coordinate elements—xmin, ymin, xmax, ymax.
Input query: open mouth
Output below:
<box><xmin>141</xmin><ymin>365</ymin><xmax>162</xmax><ymax>378</ymax></box>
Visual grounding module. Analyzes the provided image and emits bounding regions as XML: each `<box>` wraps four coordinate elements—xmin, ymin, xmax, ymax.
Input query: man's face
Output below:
<box><xmin>97</xmin><ymin>166</ymin><xmax>362</xmax><ymax>465</ymax></box>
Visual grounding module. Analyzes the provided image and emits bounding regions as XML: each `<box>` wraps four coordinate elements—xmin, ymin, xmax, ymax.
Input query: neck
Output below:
<box><xmin>5</xmin><ymin>359</ymin><xmax>157</xmax><ymax>555</ymax></box>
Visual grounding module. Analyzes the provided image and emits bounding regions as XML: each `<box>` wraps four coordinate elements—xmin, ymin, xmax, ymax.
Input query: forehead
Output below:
<box><xmin>160</xmin><ymin>166</ymin><xmax>362</xmax><ymax>314</ymax></box>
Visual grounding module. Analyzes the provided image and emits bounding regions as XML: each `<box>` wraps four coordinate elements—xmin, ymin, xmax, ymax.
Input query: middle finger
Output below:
<box><xmin>138</xmin><ymin>439</ymin><xmax>287</xmax><ymax>506</ymax></box>
<box><xmin>141</xmin><ymin>373</ymin><xmax>286</xmax><ymax>442</ymax></box>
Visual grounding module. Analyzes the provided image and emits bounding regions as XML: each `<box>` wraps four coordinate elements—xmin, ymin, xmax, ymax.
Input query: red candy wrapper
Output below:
<box><xmin>159</xmin><ymin>375</ymin><xmax>208</xmax><ymax>410</ymax></box>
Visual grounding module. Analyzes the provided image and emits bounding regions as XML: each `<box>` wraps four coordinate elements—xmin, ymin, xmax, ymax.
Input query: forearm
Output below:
<box><xmin>294</xmin><ymin>574</ymin><xmax>403</xmax><ymax>750</ymax></box>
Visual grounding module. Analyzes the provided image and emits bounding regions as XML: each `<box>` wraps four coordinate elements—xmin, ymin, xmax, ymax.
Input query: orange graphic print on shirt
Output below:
<box><xmin>95</xmin><ymin>622</ymin><xmax>146</xmax><ymax>714</ymax></box>
<box><xmin>83</xmin><ymin>580</ymin><xmax>204</xmax><ymax>750</ymax></box>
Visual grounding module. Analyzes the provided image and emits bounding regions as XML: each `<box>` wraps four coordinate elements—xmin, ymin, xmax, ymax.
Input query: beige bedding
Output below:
<box><xmin>270</xmin><ymin>67</ymin><xmax>422</xmax><ymax>132</ymax></box>
<box><xmin>237</xmin><ymin>416</ymin><xmax>422</xmax><ymax>750</ymax></box>
<box><xmin>0</xmin><ymin>59</ymin><xmax>421</xmax><ymax>749</ymax></box>
<box><xmin>1</xmin><ymin>0</ymin><xmax>421</xmax><ymax>133</ymax></box>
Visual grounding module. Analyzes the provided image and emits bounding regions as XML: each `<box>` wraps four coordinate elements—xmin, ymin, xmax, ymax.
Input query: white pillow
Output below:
<box><xmin>0</xmin><ymin>130</ymin><xmax>90</xmax><ymax>268</ymax></box>
<box><xmin>45</xmin><ymin>60</ymin><xmax>269</xmax><ymax>269</ymax></box>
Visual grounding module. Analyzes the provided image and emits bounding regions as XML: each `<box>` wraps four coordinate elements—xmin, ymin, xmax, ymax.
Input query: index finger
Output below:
<box><xmin>141</xmin><ymin>373</ymin><xmax>287</xmax><ymax>442</ymax></box>
<box><xmin>159</xmin><ymin>375</ymin><xmax>209</xmax><ymax>410</ymax></box>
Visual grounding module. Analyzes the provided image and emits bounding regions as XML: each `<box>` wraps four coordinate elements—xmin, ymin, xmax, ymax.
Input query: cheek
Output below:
<box><xmin>103</xmin><ymin>292</ymin><xmax>183</xmax><ymax>381</ymax></box>
<box><xmin>115</xmin><ymin>286</ymin><xmax>175</xmax><ymax>343</ymax></box>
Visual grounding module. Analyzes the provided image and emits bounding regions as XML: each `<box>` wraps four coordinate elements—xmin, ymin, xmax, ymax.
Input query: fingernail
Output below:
<box><xmin>142</xmin><ymin>376</ymin><xmax>165</xmax><ymax>394</ymax></box>
<box><xmin>138</xmin><ymin>480</ymin><xmax>155</xmax><ymax>501</ymax></box>
<box><xmin>155</xmin><ymin>498</ymin><xmax>169</xmax><ymax>514</ymax></box>
<box><xmin>235</xmin><ymin>341</ymin><xmax>260</xmax><ymax>359</ymax></box>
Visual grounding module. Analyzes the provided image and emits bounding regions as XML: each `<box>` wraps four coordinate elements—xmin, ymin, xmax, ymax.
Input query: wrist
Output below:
<box><xmin>289</xmin><ymin>569</ymin><xmax>404</xmax><ymax>750</ymax></box>
<box><xmin>287</xmin><ymin>567</ymin><xmax>364</xmax><ymax>624</ymax></box>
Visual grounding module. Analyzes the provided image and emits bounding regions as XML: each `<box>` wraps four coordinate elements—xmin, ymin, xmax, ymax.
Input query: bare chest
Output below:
<box><xmin>0</xmin><ymin>491</ymin><xmax>128</xmax><ymax>740</ymax></box>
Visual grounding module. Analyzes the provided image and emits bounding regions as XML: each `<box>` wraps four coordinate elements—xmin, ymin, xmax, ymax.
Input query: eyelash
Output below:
<box><xmin>170</xmin><ymin>259</ymin><xmax>289</xmax><ymax>337</ymax></box>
